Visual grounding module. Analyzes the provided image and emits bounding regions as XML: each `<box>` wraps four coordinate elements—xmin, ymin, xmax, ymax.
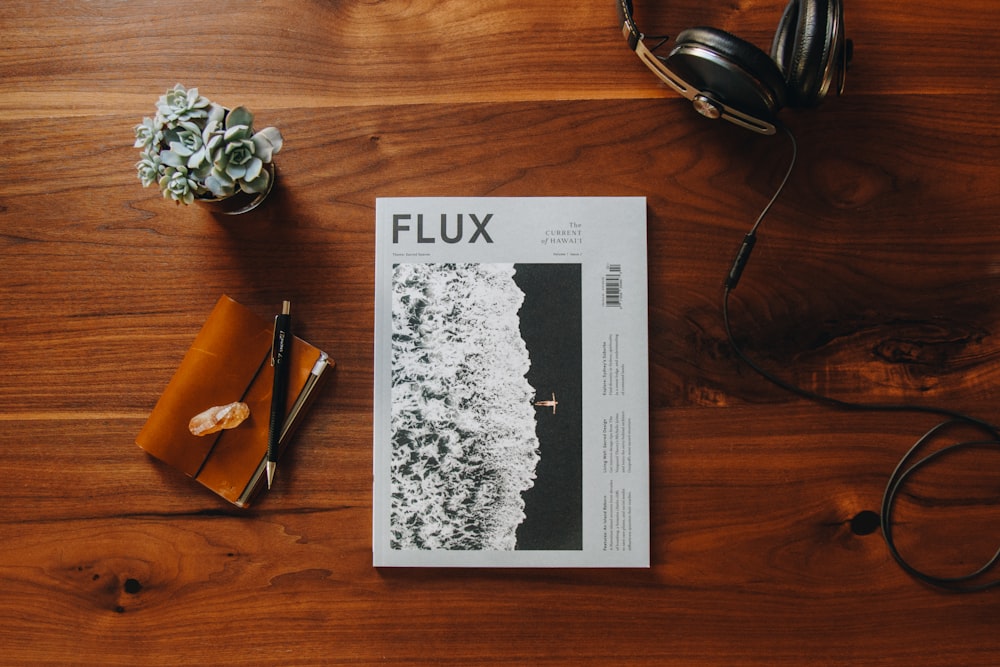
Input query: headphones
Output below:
<box><xmin>618</xmin><ymin>0</ymin><xmax>852</xmax><ymax>134</ymax></box>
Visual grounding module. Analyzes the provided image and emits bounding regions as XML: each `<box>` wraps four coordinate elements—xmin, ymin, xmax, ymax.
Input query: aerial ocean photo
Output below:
<box><xmin>390</xmin><ymin>262</ymin><xmax>582</xmax><ymax>551</ymax></box>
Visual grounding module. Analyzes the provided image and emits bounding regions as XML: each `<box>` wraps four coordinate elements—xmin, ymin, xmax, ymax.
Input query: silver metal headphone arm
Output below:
<box><xmin>618</xmin><ymin>0</ymin><xmax>778</xmax><ymax>135</ymax></box>
<box><xmin>628</xmin><ymin>31</ymin><xmax>779</xmax><ymax>135</ymax></box>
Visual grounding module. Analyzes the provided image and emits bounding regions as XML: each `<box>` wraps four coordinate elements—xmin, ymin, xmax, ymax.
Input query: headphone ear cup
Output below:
<box><xmin>771</xmin><ymin>0</ymin><xmax>835</xmax><ymax>107</ymax></box>
<box><xmin>669</xmin><ymin>27</ymin><xmax>788</xmax><ymax>124</ymax></box>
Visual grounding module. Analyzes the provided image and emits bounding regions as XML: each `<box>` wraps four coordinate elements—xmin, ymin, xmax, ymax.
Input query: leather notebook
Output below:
<box><xmin>136</xmin><ymin>295</ymin><xmax>332</xmax><ymax>507</ymax></box>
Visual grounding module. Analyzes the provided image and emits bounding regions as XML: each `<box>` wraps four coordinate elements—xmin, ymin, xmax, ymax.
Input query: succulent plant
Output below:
<box><xmin>203</xmin><ymin>106</ymin><xmax>283</xmax><ymax>198</ymax></box>
<box><xmin>158</xmin><ymin>162</ymin><xmax>201</xmax><ymax>205</ymax></box>
<box><xmin>134</xmin><ymin>84</ymin><xmax>283</xmax><ymax>205</ymax></box>
<box><xmin>135</xmin><ymin>152</ymin><xmax>162</xmax><ymax>188</ymax></box>
<box><xmin>156</xmin><ymin>83</ymin><xmax>211</xmax><ymax>126</ymax></box>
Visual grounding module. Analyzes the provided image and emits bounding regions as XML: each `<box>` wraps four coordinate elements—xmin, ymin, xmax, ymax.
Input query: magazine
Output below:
<box><xmin>373</xmin><ymin>197</ymin><xmax>649</xmax><ymax>567</ymax></box>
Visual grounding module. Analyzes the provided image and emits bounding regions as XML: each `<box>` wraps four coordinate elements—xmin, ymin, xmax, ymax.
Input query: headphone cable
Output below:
<box><xmin>721</xmin><ymin>122</ymin><xmax>1000</xmax><ymax>592</ymax></box>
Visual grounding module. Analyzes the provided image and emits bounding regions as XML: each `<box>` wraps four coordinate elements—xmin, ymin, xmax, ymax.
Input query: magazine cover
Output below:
<box><xmin>373</xmin><ymin>197</ymin><xmax>649</xmax><ymax>567</ymax></box>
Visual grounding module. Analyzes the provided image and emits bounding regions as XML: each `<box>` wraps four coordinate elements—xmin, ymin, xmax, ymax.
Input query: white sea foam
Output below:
<box><xmin>390</xmin><ymin>263</ymin><xmax>540</xmax><ymax>550</ymax></box>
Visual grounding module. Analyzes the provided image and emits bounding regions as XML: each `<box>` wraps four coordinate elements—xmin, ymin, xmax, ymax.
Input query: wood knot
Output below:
<box><xmin>810</xmin><ymin>155</ymin><xmax>892</xmax><ymax>210</ymax></box>
<box><xmin>850</xmin><ymin>510</ymin><xmax>881</xmax><ymax>536</ymax></box>
<box><xmin>871</xmin><ymin>320</ymin><xmax>986</xmax><ymax>369</ymax></box>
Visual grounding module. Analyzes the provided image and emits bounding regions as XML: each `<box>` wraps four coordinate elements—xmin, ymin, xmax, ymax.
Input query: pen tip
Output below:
<box><xmin>266</xmin><ymin>461</ymin><xmax>276</xmax><ymax>489</ymax></box>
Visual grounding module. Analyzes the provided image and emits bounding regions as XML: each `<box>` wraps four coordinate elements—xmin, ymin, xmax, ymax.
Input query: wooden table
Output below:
<box><xmin>3</xmin><ymin>0</ymin><xmax>1000</xmax><ymax>663</ymax></box>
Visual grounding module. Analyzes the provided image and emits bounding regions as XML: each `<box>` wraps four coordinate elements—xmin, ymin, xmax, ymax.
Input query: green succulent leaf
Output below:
<box><xmin>252</xmin><ymin>127</ymin><xmax>283</xmax><ymax>162</ymax></box>
<box><xmin>223</xmin><ymin>124</ymin><xmax>251</xmax><ymax>143</ymax></box>
<box><xmin>226</xmin><ymin>106</ymin><xmax>254</xmax><ymax>130</ymax></box>
<box><xmin>243</xmin><ymin>156</ymin><xmax>264</xmax><ymax>182</ymax></box>
<box><xmin>241</xmin><ymin>166</ymin><xmax>271</xmax><ymax>194</ymax></box>
<box><xmin>205</xmin><ymin>170</ymin><xmax>236</xmax><ymax>198</ymax></box>
<box><xmin>160</xmin><ymin>150</ymin><xmax>186</xmax><ymax>168</ymax></box>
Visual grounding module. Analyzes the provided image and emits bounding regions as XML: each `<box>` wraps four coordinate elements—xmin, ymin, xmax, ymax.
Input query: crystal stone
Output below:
<box><xmin>188</xmin><ymin>401</ymin><xmax>250</xmax><ymax>436</ymax></box>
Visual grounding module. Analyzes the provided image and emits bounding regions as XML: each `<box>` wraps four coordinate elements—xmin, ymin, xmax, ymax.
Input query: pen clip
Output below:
<box><xmin>270</xmin><ymin>300</ymin><xmax>291</xmax><ymax>366</ymax></box>
<box><xmin>271</xmin><ymin>315</ymin><xmax>283</xmax><ymax>366</ymax></box>
<box><xmin>271</xmin><ymin>315</ymin><xmax>285</xmax><ymax>366</ymax></box>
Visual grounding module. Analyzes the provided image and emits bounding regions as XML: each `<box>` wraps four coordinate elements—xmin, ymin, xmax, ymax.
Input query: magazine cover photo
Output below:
<box><xmin>390</xmin><ymin>261</ymin><xmax>582</xmax><ymax>553</ymax></box>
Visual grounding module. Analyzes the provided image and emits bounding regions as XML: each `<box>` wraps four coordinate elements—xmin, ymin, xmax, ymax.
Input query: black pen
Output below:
<box><xmin>267</xmin><ymin>300</ymin><xmax>292</xmax><ymax>489</ymax></box>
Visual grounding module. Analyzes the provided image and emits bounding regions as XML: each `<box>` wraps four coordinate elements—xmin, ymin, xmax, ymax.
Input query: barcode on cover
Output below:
<box><xmin>603</xmin><ymin>264</ymin><xmax>622</xmax><ymax>308</ymax></box>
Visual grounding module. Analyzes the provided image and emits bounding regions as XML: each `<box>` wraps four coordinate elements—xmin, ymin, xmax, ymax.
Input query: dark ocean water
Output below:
<box><xmin>512</xmin><ymin>263</ymin><xmax>583</xmax><ymax>550</ymax></box>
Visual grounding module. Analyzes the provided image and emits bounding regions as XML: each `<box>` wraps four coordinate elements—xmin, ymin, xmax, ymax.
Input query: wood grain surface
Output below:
<box><xmin>3</xmin><ymin>0</ymin><xmax>1000</xmax><ymax>663</ymax></box>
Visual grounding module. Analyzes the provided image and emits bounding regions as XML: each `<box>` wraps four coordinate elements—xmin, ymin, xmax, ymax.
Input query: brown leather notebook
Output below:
<box><xmin>136</xmin><ymin>295</ymin><xmax>333</xmax><ymax>507</ymax></box>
